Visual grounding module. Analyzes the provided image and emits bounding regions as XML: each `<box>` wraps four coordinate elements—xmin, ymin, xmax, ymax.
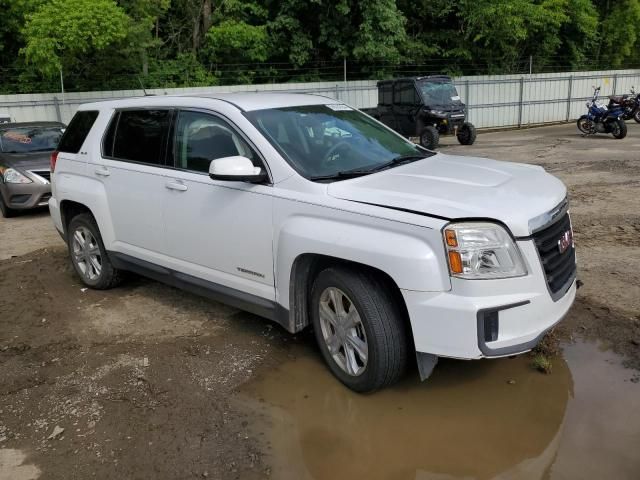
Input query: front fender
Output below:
<box><xmin>274</xmin><ymin>213</ymin><xmax>451</xmax><ymax>309</ymax></box>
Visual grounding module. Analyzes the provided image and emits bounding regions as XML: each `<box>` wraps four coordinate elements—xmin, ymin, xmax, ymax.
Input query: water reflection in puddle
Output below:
<box><xmin>241</xmin><ymin>341</ymin><xmax>640</xmax><ymax>480</ymax></box>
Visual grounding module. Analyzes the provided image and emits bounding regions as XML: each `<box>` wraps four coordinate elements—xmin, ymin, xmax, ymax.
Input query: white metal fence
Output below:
<box><xmin>1</xmin><ymin>69</ymin><xmax>639</xmax><ymax>129</ymax></box>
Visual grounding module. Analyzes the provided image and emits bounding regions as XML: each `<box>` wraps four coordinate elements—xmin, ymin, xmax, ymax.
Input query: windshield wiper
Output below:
<box><xmin>309</xmin><ymin>170</ymin><xmax>373</xmax><ymax>181</ymax></box>
<box><xmin>309</xmin><ymin>154</ymin><xmax>429</xmax><ymax>182</ymax></box>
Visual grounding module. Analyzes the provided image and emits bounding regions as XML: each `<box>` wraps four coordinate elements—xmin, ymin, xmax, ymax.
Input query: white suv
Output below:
<box><xmin>49</xmin><ymin>94</ymin><xmax>576</xmax><ymax>392</ymax></box>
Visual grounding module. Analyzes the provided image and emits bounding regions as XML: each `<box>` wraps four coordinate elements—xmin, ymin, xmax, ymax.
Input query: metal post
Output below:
<box><xmin>566</xmin><ymin>75</ymin><xmax>573</xmax><ymax>122</ymax></box>
<box><xmin>53</xmin><ymin>96</ymin><xmax>62</xmax><ymax>123</ymax></box>
<box><xmin>465</xmin><ymin>80</ymin><xmax>470</xmax><ymax>119</ymax></box>
<box><xmin>518</xmin><ymin>77</ymin><xmax>524</xmax><ymax>128</ymax></box>
<box><xmin>59</xmin><ymin>68</ymin><xmax>65</xmax><ymax>104</ymax></box>
<box><xmin>612</xmin><ymin>73</ymin><xmax>618</xmax><ymax>95</ymax></box>
<box><xmin>343</xmin><ymin>57</ymin><xmax>347</xmax><ymax>85</ymax></box>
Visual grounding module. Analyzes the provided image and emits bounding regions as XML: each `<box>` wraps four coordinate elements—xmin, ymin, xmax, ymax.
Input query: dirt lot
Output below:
<box><xmin>1</xmin><ymin>122</ymin><xmax>639</xmax><ymax>480</ymax></box>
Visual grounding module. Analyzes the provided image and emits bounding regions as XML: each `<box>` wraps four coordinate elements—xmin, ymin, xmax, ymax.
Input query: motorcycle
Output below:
<box><xmin>608</xmin><ymin>86</ymin><xmax>640</xmax><ymax>123</ymax></box>
<box><xmin>577</xmin><ymin>87</ymin><xmax>627</xmax><ymax>139</ymax></box>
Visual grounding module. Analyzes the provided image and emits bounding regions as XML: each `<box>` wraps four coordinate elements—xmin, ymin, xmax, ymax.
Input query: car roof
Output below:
<box><xmin>377</xmin><ymin>75</ymin><xmax>452</xmax><ymax>86</ymax></box>
<box><xmin>0</xmin><ymin>121</ymin><xmax>66</xmax><ymax>129</ymax></box>
<box><xmin>78</xmin><ymin>92</ymin><xmax>342</xmax><ymax>112</ymax></box>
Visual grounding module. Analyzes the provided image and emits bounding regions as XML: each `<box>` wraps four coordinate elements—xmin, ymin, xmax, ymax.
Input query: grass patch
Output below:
<box><xmin>529</xmin><ymin>328</ymin><xmax>560</xmax><ymax>374</ymax></box>
<box><xmin>531</xmin><ymin>354</ymin><xmax>553</xmax><ymax>374</ymax></box>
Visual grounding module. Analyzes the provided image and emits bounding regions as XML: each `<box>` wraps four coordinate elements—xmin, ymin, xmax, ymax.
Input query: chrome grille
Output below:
<box><xmin>532</xmin><ymin>212</ymin><xmax>576</xmax><ymax>297</ymax></box>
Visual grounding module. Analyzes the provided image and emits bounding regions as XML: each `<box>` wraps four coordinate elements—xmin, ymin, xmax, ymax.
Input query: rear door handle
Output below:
<box><xmin>165</xmin><ymin>181</ymin><xmax>188</xmax><ymax>192</ymax></box>
<box><xmin>95</xmin><ymin>167</ymin><xmax>110</xmax><ymax>177</ymax></box>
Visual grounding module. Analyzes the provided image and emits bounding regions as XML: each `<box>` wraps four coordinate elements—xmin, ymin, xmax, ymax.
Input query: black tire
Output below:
<box><xmin>419</xmin><ymin>126</ymin><xmax>439</xmax><ymax>149</ymax></box>
<box><xmin>456</xmin><ymin>122</ymin><xmax>477</xmax><ymax>145</ymax></box>
<box><xmin>67</xmin><ymin>213</ymin><xmax>123</xmax><ymax>289</ymax></box>
<box><xmin>0</xmin><ymin>194</ymin><xmax>16</xmax><ymax>218</ymax></box>
<box><xmin>634</xmin><ymin>110</ymin><xmax>640</xmax><ymax>124</ymax></box>
<box><xmin>577</xmin><ymin>116</ymin><xmax>592</xmax><ymax>134</ymax></box>
<box><xmin>310</xmin><ymin>266</ymin><xmax>409</xmax><ymax>393</ymax></box>
<box><xmin>612</xmin><ymin>119</ymin><xmax>627</xmax><ymax>139</ymax></box>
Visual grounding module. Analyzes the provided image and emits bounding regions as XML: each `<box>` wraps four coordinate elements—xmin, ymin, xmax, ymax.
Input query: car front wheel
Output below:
<box><xmin>311</xmin><ymin>266</ymin><xmax>408</xmax><ymax>393</ymax></box>
<box><xmin>0</xmin><ymin>194</ymin><xmax>16</xmax><ymax>218</ymax></box>
<box><xmin>67</xmin><ymin>213</ymin><xmax>123</xmax><ymax>289</ymax></box>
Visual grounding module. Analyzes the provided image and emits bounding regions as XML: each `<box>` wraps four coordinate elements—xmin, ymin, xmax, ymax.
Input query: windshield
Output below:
<box><xmin>0</xmin><ymin>126</ymin><xmax>64</xmax><ymax>153</ymax></box>
<box><xmin>245</xmin><ymin>105</ymin><xmax>428</xmax><ymax>180</ymax></box>
<box><xmin>418</xmin><ymin>81</ymin><xmax>460</xmax><ymax>106</ymax></box>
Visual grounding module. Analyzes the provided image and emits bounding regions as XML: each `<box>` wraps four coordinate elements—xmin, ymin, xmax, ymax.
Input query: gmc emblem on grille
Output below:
<box><xmin>558</xmin><ymin>230</ymin><xmax>573</xmax><ymax>254</ymax></box>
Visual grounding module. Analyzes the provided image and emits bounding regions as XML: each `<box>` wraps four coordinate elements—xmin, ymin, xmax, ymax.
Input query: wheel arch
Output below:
<box><xmin>286</xmin><ymin>253</ymin><xmax>413</xmax><ymax>343</ymax></box>
<box><xmin>60</xmin><ymin>200</ymin><xmax>95</xmax><ymax>237</ymax></box>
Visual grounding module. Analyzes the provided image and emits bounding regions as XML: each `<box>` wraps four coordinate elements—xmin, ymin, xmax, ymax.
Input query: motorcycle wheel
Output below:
<box><xmin>577</xmin><ymin>116</ymin><xmax>593</xmax><ymax>134</ymax></box>
<box><xmin>611</xmin><ymin>119</ymin><xmax>627</xmax><ymax>139</ymax></box>
<box><xmin>634</xmin><ymin>110</ymin><xmax>640</xmax><ymax>124</ymax></box>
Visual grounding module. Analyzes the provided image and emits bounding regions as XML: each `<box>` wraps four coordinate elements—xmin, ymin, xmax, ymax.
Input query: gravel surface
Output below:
<box><xmin>1</xmin><ymin>122</ymin><xmax>639</xmax><ymax>479</ymax></box>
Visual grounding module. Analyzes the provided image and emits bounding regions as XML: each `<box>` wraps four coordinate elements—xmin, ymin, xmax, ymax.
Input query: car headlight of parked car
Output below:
<box><xmin>1</xmin><ymin>167</ymin><xmax>33</xmax><ymax>184</ymax></box>
<box><xmin>443</xmin><ymin>222</ymin><xmax>527</xmax><ymax>279</ymax></box>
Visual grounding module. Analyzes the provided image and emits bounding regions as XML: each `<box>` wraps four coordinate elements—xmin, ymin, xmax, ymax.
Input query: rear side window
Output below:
<box><xmin>379</xmin><ymin>84</ymin><xmax>392</xmax><ymax>105</ymax></box>
<box><xmin>57</xmin><ymin>111</ymin><xmax>98</xmax><ymax>153</ymax></box>
<box><xmin>109</xmin><ymin>110</ymin><xmax>171</xmax><ymax>165</ymax></box>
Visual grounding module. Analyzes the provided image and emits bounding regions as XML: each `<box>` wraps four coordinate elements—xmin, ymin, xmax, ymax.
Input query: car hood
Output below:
<box><xmin>327</xmin><ymin>153</ymin><xmax>567</xmax><ymax>237</ymax></box>
<box><xmin>0</xmin><ymin>151</ymin><xmax>52</xmax><ymax>171</ymax></box>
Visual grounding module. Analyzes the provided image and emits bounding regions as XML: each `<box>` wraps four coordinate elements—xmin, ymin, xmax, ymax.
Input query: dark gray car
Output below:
<box><xmin>0</xmin><ymin>121</ymin><xmax>65</xmax><ymax>217</ymax></box>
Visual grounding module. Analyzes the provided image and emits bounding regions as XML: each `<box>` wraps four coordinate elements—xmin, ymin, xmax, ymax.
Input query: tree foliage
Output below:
<box><xmin>0</xmin><ymin>0</ymin><xmax>637</xmax><ymax>93</ymax></box>
<box><xmin>22</xmin><ymin>0</ymin><xmax>129</xmax><ymax>76</ymax></box>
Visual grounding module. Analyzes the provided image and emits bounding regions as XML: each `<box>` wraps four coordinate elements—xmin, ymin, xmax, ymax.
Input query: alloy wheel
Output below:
<box><xmin>71</xmin><ymin>226</ymin><xmax>102</xmax><ymax>281</ymax></box>
<box><xmin>318</xmin><ymin>287</ymin><xmax>368</xmax><ymax>376</ymax></box>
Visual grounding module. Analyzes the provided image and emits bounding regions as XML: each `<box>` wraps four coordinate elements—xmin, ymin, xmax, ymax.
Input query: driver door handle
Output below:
<box><xmin>95</xmin><ymin>167</ymin><xmax>110</xmax><ymax>177</ymax></box>
<box><xmin>165</xmin><ymin>181</ymin><xmax>188</xmax><ymax>192</ymax></box>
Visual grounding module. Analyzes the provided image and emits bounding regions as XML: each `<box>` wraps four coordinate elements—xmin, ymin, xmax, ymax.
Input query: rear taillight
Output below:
<box><xmin>50</xmin><ymin>151</ymin><xmax>59</xmax><ymax>172</ymax></box>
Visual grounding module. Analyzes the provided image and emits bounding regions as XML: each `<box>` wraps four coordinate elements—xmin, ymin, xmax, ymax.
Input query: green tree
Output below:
<box><xmin>595</xmin><ymin>0</ymin><xmax>640</xmax><ymax>67</ymax></box>
<box><xmin>22</xmin><ymin>0</ymin><xmax>129</xmax><ymax>76</ymax></box>
<box><xmin>267</xmin><ymin>0</ymin><xmax>406</xmax><ymax>67</ymax></box>
<box><xmin>206</xmin><ymin>21</ymin><xmax>270</xmax><ymax>64</ymax></box>
<box><xmin>118</xmin><ymin>0</ymin><xmax>171</xmax><ymax>76</ymax></box>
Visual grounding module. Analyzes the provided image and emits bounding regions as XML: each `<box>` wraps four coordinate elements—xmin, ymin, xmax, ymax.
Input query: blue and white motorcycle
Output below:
<box><xmin>577</xmin><ymin>86</ymin><xmax>627</xmax><ymax>139</ymax></box>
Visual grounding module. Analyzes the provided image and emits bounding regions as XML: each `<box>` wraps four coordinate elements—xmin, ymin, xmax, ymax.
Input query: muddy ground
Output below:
<box><xmin>1</xmin><ymin>123</ymin><xmax>639</xmax><ymax>480</ymax></box>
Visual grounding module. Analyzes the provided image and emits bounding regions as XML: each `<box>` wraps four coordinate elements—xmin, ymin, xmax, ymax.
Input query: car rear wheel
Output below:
<box><xmin>456</xmin><ymin>122</ymin><xmax>477</xmax><ymax>145</ymax></box>
<box><xmin>419</xmin><ymin>126</ymin><xmax>439</xmax><ymax>150</ymax></box>
<box><xmin>311</xmin><ymin>266</ymin><xmax>408</xmax><ymax>393</ymax></box>
<box><xmin>67</xmin><ymin>213</ymin><xmax>123</xmax><ymax>289</ymax></box>
<box><xmin>0</xmin><ymin>194</ymin><xmax>16</xmax><ymax>218</ymax></box>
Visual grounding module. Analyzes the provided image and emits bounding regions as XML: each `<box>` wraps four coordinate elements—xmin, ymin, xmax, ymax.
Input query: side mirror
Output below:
<box><xmin>208</xmin><ymin>156</ymin><xmax>267</xmax><ymax>183</ymax></box>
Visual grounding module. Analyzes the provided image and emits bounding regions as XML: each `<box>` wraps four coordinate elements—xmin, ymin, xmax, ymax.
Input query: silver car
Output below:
<box><xmin>0</xmin><ymin>121</ymin><xmax>65</xmax><ymax>217</ymax></box>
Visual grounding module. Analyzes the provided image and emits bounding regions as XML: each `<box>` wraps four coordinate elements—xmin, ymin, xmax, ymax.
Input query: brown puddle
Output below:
<box><xmin>240</xmin><ymin>341</ymin><xmax>640</xmax><ymax>480</ymax></box>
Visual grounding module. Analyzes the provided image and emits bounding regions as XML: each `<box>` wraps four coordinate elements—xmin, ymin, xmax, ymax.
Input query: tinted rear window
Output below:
<box><xmin>0</xmin><ymin>126</ymin><xmax>64</xmax><ymax>153</ymax></box>
<box><xmin>57</xmin><ymin>111</ymin><xmax>98</xmax><ymax>153</ymax></box>
<box><xmin>111</xmin><ymin>110</ymin><xmax>171</xmax><ymax>165</ymax></box>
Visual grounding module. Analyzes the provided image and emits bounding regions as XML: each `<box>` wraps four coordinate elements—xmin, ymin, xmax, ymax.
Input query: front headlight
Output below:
<box><xmin>443</xmin><ymin>222</ymin><xmax>527</xmax><ymax>279</ymax></box>
<box><xmin>2</xmin><ymin>168</ymin><xmax>33</xmax><ymax>184</ymax></box>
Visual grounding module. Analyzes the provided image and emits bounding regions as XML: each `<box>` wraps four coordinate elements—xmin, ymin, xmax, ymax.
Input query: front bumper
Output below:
<box><xmin>439</xmin><ymin>113</ymin><xmax>466</xmax><ymax>134</ymax></box>
<box><xmin>402</xmin><ymin>239</ymin><xmax>576</xmax><ymax>359</ymax></box>
<box><xmin>1</xmin><ymin>181</ymin><xmax>51</xmax><ymax>210</ymax></box>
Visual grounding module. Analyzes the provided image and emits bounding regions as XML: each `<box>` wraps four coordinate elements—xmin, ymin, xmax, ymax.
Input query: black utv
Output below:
<box><xmin>362</xmin><ymin>76</ymin><xmax>476</xmax><ymax>149</ymax></box>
